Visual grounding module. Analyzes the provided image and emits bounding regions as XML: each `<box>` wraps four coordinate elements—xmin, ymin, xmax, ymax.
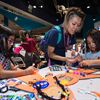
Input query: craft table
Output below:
<box><xmin>0</xmin><ymin>67</ymin><xmax>100</xmax><ymax>100</ymax></box>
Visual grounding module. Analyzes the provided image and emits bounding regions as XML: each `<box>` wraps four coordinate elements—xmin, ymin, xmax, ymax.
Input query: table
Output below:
<box><xmin>39</xmin><ymin>67</ymin><xmax>100</xmax><ymax>100</ymax></box>
<box><xmin>0</xmin><ymin>67</ymin><xmax>100</xmax><ymax>100</ymax></box>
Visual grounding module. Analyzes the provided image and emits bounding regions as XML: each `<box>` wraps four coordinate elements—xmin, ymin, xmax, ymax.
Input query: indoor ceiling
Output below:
<box><xmin>1</xmin><ymin>0</ymin><xmax>100</xmax><ymax>24</ymax></box>
<box><xmin>24</xmin><ymin>0</ymin><xmax>100</xmax><ymax>23</ymax></box>
<box><xmin>0</xmin><ymin>0</ymin><xmax>100</xmax><ymax>42</ymax></box>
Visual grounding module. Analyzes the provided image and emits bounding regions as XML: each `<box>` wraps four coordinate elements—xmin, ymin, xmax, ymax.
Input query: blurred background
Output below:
<box><xmin>0</xmin><ymin>0</ymin><xmax>100</xmax><ymax>49</ymax></box>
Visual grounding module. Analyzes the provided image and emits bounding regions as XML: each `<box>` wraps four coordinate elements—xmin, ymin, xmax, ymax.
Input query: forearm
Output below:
<box><xmin>10</xmin><ymin>62</ymin><xmax>24</xmax><ymax>71</ymax></box>
<box><xmin>0</xmin><ymin>70</ymin><xmax>26</xmax><ymax>79</ymax></box>
<box><xmin>89</xmin><ymin>59</ymin><xmax>100</xmax><ymax>65</ymax></box>
<box><xmin>48</xmin><ymin>52</ymin><xmax>65</xmax><ymax>61</ymax></box>
<box><xmin>79</xmin><ymin>59</ymin><xmax>100</xmax><ymax>66</ymax></box>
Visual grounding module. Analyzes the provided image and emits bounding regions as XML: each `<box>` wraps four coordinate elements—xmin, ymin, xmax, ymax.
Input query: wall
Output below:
<box><xmin>83</xmin><ymin>14</ymin><xmax>100</xmax><ymax>39</ymax></box>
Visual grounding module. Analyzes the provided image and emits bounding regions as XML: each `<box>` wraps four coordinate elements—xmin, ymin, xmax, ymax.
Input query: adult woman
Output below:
<box><xmin>46</xmin><ymin>7</ymin><xmax>86</xmax><ymax>65</ymax></box>
<box><xmin>0</xmin><ymin>24</ymin><xmax>35</xmax><ymax>79</ymax></box>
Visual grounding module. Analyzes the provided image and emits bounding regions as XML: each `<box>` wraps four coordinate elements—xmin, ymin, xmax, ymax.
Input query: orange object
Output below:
<box><xmin>91</xmin><ymin>91</ymin><xmax>100</xmax><ymax>97</ymax></box>
<box><xmin>56</xmin><ymin>73</ymin><xmax>79</xmax><ymax>86</ymax></box>
<box><xmin>9</xmin><ymin>72</ymin><xmax>74</xmax><ymax>100</ymax></box>
<box><xmin>8</xmin><ymin>67</ymin><xmax>100</xmax><ymax>100</ymax></box>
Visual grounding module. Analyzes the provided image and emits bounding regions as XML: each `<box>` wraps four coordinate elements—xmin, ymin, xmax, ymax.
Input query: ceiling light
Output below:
<box><xmin>87</xmin><ymin>5</ymin><xmax>90</xmax><ymax>9</ymax></box>
<box><xmin>28</xmin><ymin>1</ymin><xmax>30</xmax><ymax>4</ymax></box>
<box><xmin>87</xmin><ymin>2</ymin><xmax>91</xmax><ymax>9</ymax></box>
<box><xmin>93</xmin><ymin>16</ymin><xmax>96</xmax><ymax>21</ymax></box>
<box><xmin>56</xmin><ymin>19</ymin><xmax>58</xmax><ymax>21</ymax></box>
<box><xmin>33</xmin><ymin>5</ymin><xmax>36</xmax><ymax>8</ymax></box>
<box><xmin>40</xmin><ymin>5</ymin><xmax>43</xmax><ymax>8</ymax></box>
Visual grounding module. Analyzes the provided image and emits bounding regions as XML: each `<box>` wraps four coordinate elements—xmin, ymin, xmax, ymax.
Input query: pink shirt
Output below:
<box><xmin>21</xmin><ymin>38</ymin><xmax>36</xmax><ymax>53</ymax></box>
<box><xmin>14</xmin><ymin>46</ymin><xmax>23</xmax><ymax>54</ymax></box>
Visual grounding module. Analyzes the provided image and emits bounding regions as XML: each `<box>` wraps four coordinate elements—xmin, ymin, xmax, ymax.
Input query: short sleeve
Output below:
<box><xmin>70</xmin><ymin>37</ymin><xmax>76</xmax><ymax>45</ymax></box>
<box><xmin>47</xmin><ymin>28</ymin><xmax>58</xmax><ymax>47</ymax></box>
<box><xmin>83</xmin><ymin>54</ymin><xmax>87</xmax><ymax>60</ymax></box>
<box><xmin>31</xmin><ymin>39</ymin><xmax>36</xmax><ymax>45</ymax></box>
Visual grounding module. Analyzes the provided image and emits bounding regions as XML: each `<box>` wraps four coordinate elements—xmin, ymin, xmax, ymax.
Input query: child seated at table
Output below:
<box><xmin>0</xmin><ymin>24</ymin><xmax>36</xmax><ymax>79</ymax></box>
<box><xmin>77</xmin><ymin>29</ymin><xmax>100</xmax><ymax>66</ymax></box>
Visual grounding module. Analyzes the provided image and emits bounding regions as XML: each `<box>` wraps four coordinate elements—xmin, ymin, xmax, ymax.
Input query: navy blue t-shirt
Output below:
<box><xmin>46</xmin><ymin>24</ymin><xmax>76</xmax><ymax>65</ymax></box>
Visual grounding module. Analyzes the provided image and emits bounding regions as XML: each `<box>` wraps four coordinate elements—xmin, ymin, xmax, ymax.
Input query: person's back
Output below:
<box><xmin>21</xmin><ymin>38</ymin><xmax>36</xmax><ymax>53</ymax></box>
<box><xmin>19</xmin><ymin>30</ymin><xmax>37</xmax><ymax>68</ymax></box>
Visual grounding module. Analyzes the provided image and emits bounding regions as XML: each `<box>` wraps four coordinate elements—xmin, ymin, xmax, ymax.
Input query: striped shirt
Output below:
<box><xmin>0</xmin><ymin>53</ymin><xmax>11</xmax><ymax>70</ymax></box>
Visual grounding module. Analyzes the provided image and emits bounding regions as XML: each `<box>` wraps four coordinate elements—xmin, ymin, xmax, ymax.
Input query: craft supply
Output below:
<box><xmin>28</xmin><ymin>77</ymin><xmax>45</xmax><ymax>85</ymax></box>
<box><xmin>0</xmin><ymin>86</ymin><xmax>8</xmax><ymax>93</ymax></box>
<box><xmin>0</xmin><ymin>93</ymin><xmax>35</xmax><ymax>100</ymax></box>
<box><xmin>77</xmin><ymin>90</ymin><xmax>82</xmax><ymax>94</ymax></box>
<box><xmin>69</xmin><ymin>70</ymin><xmax>73</xmax><ymax>73</ymax></box>
<box><xmin>62</xmin><ymin>91</ymin><xmax>68</xmax><ymax>96</ymax></box>
<box><xmin>50</xmin><ymin>65</ymin><xmax>63</xmax><ymax>71</ymax></box>
<box><xmin>76</xmin><ymin>71</ymin><xmax>79</xmax><ymax>74</ymax></box>
<box><xmin>80</xmin><ymin>88</ymin><xmax>85</xmax><ymax>91</ymax></box>
<box><xmin>61</xmin><ymin>80</ymin><xmax>69</xmax><ymax>85</ymax></box>
<box><xmin>91</xmin><ymin>91</ymin><xmax>100</xmax><ymax>97</ymax></box>
<box><xmin>12</xmin><ymin>81</ymin><xmax>22</xmax><ymax>88</ymax></box>
<box><xmin>66</xmin><ymin>69</ymin><xmax>69</xmax><ymax>73</ymax></box>
<box><xmin>73</xmin><ymin>71</ymin><xmax>76</xmax><ymax>74</ymax></box>
<box><xmin>45</xmin><ymin>73</ymin><xmax>53</xmax><ymax>77</ymax></box>
<box><xmin>82</xmin><ymin>73</ymin><xmax>85</xmax><ymax>77</ymax></box>
<box><xmin>66</xmin><ymin>69</ymin><xmax>86</xmax><ymax>77</ymax></box>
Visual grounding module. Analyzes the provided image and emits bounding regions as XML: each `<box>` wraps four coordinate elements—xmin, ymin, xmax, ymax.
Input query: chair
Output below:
<box><xmin>11</xmin><ymin>57</ymin><xmax>25</xmax><ymax>68</ymax></box>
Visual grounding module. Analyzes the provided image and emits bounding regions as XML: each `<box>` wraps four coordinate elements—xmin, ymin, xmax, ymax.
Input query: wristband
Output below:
<box><xmin>25</xmin><ymin>69</ymin><xmax>28</xmax><ymax>75</ymax></box>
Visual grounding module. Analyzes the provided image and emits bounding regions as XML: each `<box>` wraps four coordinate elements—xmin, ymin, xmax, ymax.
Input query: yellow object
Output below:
<box><xmin>78</xmin><ymin>88</ymin><xmax>80</xmax><ymax>90</ymax></box>
<box><xmin>48</xmin><ymin>67</ymin><xmax>51</xmax><ymax>69</ymax></box>
<box><xmin>69</xmin><ymin>70</ymin><xmax>73</xmax><ymax>73</ymax></box>
<box><xmin>62</xmin><ymin>91</ymin><xmax>70</xmax><ymax>96</ymax></box>
<box><xmin>61</xmin><ymin>80</ymin><xmax>69</xmax><ymax>85</ymax></box>
<box><xmin>62</xmin><ymin>91</ymin><xmax>67</xmax><ymax>96</ymax></box>
<box><xmin>67</xmin><ymin>91</ymin><xmax>70</xmax><ymax>94</ymax></box>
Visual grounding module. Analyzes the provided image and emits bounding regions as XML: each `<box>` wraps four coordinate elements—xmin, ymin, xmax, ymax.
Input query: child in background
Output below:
<box><xmin>78</xmin><ymin>29</ymin><xmax>100</xmax><ymax>66</ymax></box>
<box><xmin>0</xmin><ymin>24</ymin><xmax>36</xmax><ymax>79</ymax></box>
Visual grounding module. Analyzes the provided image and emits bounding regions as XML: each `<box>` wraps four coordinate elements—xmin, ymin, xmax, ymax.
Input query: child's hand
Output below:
<box><xmin>79</xmin><ymin>60</ymin><xmax>93</xmax><ymax>66</ymax></box>
<box><xmin>75</xmin><ymin>54</ymin><xmax>82</xmax><ymax>62</ymax></box>
<box><xmin>26</xmin><ymin>66</ymin><xmax>36</xmax><ymax>75</ymax></box>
